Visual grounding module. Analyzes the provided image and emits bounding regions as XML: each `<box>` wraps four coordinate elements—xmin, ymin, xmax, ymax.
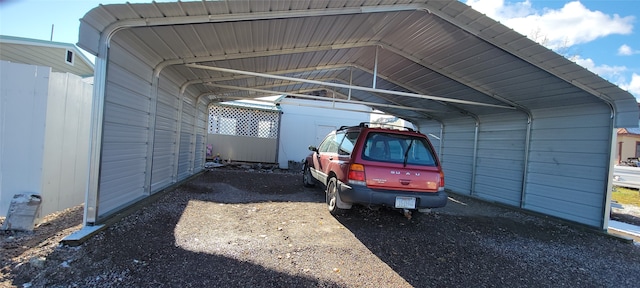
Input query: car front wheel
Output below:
<box><xmin>326</xmin><ymin>177</ymin><xmax>346</xmax><ymax>215</ymax></box>
<box><xmin>302</xmin><ymin>163</ymin><xmax>315</xmax><ymax>187</ymax></box>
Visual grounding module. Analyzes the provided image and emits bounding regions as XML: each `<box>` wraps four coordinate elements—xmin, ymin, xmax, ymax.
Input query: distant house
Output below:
<box><xmin>0</xmin><ymin>35</ymin><xmax>94</xmax><ymax>78</ymax></box>
<box><xmin>617</xmin><ymin>127</ymin><xmax>640</xmax><ymax>164</ymax></box>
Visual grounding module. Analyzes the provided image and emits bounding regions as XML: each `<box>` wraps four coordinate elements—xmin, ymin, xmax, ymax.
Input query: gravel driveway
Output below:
<box><xmin>4</xmin><ymin>168</ymin><xmax>640</xmax><ymax>287</ymax></box>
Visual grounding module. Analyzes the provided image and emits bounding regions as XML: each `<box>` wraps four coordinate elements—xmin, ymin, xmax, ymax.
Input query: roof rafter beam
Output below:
<box><xmin>180</xmin><ymin>61</ymin><xmax>459</xmax><ymax>119</ymax></box>
<box><xmin>182</xmin><ymin>63</ymin><xmax>455</xmax><ymax>119</ymax></box>
<box><xmin>156</xmin><ymin>42</ymin><xmax>375</xmax><ymax>75</ymax></box>
<box><xmin>186</xmin><ymin>63</ymin><xmax>515</xmax><ymax>109</ymax></box>
<box><xmin>192</xmin><ymin>72</ymin><xmax>443</xmax><ymax>120</ymax></box>
<box><xmin>205</xmin><ymin>78</ymin><xmax>442</xmax><ymax>120</ymax></box>
<box><xmin>205</xmin><ymin>83</ymin><xmax>443</xmax><ymax>114</ymax></box>
<box><xmin>163</xmin><ymin>41</ymin><xmax>507</xmax><ymax>118</ymax></box>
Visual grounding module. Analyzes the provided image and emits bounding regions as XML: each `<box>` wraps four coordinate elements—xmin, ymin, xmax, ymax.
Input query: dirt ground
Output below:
<box><xmin>2</xmin><ymin>167</ymin><xmax>640</xmax><ymax>287</ymax></box>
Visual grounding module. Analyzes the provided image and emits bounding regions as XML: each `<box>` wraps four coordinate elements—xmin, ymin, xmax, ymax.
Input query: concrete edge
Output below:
<box><xmin>61</xmin><ymin>224</ymin><xmax>107</xmax><ymax>247</ymax></box>
<box><xmin>607</xmin><ymin>227</ymin><xmax>639</xmax><ymax>243</ymax></box>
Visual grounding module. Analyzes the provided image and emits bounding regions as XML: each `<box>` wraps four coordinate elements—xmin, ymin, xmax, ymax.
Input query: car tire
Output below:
<box><xmin>302</xmin><ymin>163</ymin><xmax>315</xmax><ymax>187</ymax></box>
<box><xmin>326</xmin><ymin>177</ymin><xmax>347</xmax><ymax>215</ymax></box>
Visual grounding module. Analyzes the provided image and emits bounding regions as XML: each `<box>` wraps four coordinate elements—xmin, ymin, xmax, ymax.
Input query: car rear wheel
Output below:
<box><xmin>302</xmin><ymin>163</ymin><xmax>315</xmax><ymax>187</ymax></box>
<box><xmin>326</xmin><ymin>177</ymin><xmax>346</xmax><ymax>215</ymax></box>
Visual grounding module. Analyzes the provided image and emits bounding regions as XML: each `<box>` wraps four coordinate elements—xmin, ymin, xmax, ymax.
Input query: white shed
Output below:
<box><xmin>0</xmin><ymin>61</ymin><xmax>92</xmax><ymax>218</ymax></box>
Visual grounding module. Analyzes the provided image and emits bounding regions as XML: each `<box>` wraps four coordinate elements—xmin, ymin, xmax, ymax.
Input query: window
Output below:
<box><xmin>338</xmin><ymin>131</ymin><xmax>359</xmax><ymax>155</ymax></box>
<box><xmin>362</xmin><ymin>132</ymin><xmax>436</xmax><ymax>166</ymax></box>
<box><xmin>635</xmin><ymin>142</ymin><xmax>640</xmax><ymax>158</ymax></box>
<box><xmin>65</xmin><ymin>49</ymin><xmax>74</xmax><ymax>65</ymax></box>
<box><xmin>318</xmin><ymin>134</ymin><xmax>336</xmax><ymax>153</ymax></box>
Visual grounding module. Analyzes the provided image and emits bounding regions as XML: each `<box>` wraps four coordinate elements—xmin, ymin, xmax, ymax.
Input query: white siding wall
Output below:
<box><xmin>0</xmin><ymin>62</ymin><xmax>50</xmax><ymax>217</ymax></box>
<box><xmin>41</xmin><ymin>72</ymin><xmax>92</xmax><ymax>216</ymax></box>
<box><xmin>526</xmin><ymin>102</ymin><xmax>612</xmax><ymax>227</ymax></box>
<box><xmin>277</xmin><ymin>98</ymin><xmax>370</xmax><ymax>168</ymax></box>
<box><xmin>1</xmin><ymin>63</ymin><xmax>92</xmax><ymax>218</ymax></box>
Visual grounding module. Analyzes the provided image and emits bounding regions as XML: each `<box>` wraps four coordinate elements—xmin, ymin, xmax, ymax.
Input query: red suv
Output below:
<box><xmin>303</xmin><ymin>122</ymin><xmax>447</xmax><ymax>218</ymax></box>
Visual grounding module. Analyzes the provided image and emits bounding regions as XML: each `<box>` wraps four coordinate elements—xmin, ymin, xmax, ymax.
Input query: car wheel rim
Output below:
<box><xmin>327</xmin><ymin>181</ymin><xmax>336</xmax><ymax>211</ymax></box>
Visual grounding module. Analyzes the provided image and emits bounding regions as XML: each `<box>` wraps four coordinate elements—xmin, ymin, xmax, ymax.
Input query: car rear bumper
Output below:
<box><xmin>338</xmin><ymin>182</ymin><xmax>447</xmax><ymax>209</ymax></box>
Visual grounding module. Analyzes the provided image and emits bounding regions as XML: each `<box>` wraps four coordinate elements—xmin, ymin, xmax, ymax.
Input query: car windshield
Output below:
<box><xmin>362</xmin><ymin>132</ymin><xmax>436</xmax><ymax>166</ymax></box>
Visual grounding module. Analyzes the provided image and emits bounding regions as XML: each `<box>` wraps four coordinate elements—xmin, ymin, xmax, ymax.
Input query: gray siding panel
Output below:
<box><xmin>178</xmin><ymin>101</ymin><xmax>196</xmax><ymax>180</ymax></box>
<box><xmin>440</xmin><ymin>118</ymin><xmax>476</xmax><ymax>195</ymax></box>
<box><xmin>474</xmin><ymin>112</ymin><xmax>527</xmax><ymax>206</ymax></box>
<box><xmin>97</xmin><ymin>42</ymin><xmax>152</xmax><ymax>219</ymax></box>
<box><xmin>525</xmin><ymin>102</ymin><xmax>612</xmax><ymax>227</ymax></box>
<box><xmin>208</xmin><ymin>134</ymin><xmax>278</xmax><ymax>163</ymax></box>
<box><xmin>178</xmin><ymin>131</ymin><xmax>193</xmax><ymax>180</ymax></box>
<box><xmin>193</xmin><ymin>98</ymin><xmax>209</xmax><ymax>172</ymax></box>
<box><xmin>150</xmin><ymin>75</ymin><xmax>180</xmax><ymax>192</ymax></box>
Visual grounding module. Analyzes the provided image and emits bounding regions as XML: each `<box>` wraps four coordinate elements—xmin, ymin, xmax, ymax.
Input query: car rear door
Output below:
<box><xmin>361</xmin><ymin>132</ymin><xmax>441</xmax><ymax>192</ymax></box>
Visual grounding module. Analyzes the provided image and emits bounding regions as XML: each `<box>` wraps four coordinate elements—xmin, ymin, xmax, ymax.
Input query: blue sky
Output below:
<box><xmin>1</xmin><ymin>0</ymin><xmax>639</xmax><ymax>99</ymax></box>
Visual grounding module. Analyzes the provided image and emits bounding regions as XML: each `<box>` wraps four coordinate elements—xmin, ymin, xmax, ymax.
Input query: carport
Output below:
<box><xmin>77</xmin><ymin>0</ymin><xmax>637</xmax><ymax>230</ymax></box>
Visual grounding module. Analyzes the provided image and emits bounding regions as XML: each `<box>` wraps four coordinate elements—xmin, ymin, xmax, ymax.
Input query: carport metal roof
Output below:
<box><xmin>78</xmin><ymin>0</ymin><xmax>638</xmax><ymax>127</ymax></box>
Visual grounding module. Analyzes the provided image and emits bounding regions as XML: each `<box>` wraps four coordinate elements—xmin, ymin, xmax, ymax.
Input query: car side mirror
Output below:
<box><xmin>308</xmin><ymin>145</ymin><xmax>318</xmax><ymax>152</ymax></box>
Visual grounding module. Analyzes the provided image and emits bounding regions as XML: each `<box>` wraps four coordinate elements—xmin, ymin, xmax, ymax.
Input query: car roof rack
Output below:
<box><xmin>338</xmin><ymin>122</ymin><xmax>415</xmax><ymax>132</ymax></box>
<box><xmin>359</xmin><ymin>122</ymin><xmax>415</xmax><ymax>132</ymax></box>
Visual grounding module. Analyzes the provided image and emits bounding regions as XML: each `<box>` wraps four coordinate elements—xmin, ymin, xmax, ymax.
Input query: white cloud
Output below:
<box><xmin>572</xmin><ymin>56</ymin><xmax>626</xmax><ymax>79</ymax></box>
<box><xmin>619</xmin><ymin>73</ymin><xmax>640</xmax><ymax>99</ymax></box>
<box><xmin>466</xmin><ymin>0</ymin><xmax>533</xmax><ymax>19</ymax></box>
<box><xmin>618</xmin><ymin>44</ymin><xmax>640</xmax><ymax>56</ymax></box>
<box><xmin>569</xmin><ymin>56</ymin><xmax>640</xmax><ymax>99</ymax></box>
<box><xmin>465</xmin><ymin>0</ymin><xmax>634</xmax><ymax>50</ymax></box>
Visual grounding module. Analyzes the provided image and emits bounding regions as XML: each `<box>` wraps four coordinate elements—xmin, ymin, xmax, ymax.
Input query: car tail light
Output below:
<box><xmin>348</xmin><ymin>163</ymin><xmax>366</xmax><ymax>185</ymax></box>
<box><xmin>438</xmin><ymin>170</ymin><xmax>445</xmax><ymax>191</ymax></box>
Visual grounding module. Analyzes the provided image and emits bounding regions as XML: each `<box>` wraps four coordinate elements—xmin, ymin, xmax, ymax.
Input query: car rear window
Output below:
<box><xmin>362</xmin><ymin>132</ymin><xmax>436</xmax><ymax>166</ymax></box>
